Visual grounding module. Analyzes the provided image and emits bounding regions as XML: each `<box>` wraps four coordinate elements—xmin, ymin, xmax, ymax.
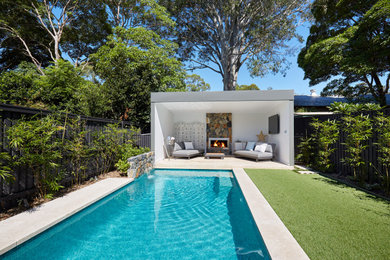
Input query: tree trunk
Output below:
<box><xmin>222</xmin><ymin>54</ymin><xmax>238</xmax><ymax>91</ymax></box>
<box><xmin>54</xmin><ymin>35</ymin><xmax>61</xmax><ymax>61</ymax></box>
<box><xmin>223</xmin><ymin>69</ymin><xmax>238</xmax><ymax>91</ymax></box>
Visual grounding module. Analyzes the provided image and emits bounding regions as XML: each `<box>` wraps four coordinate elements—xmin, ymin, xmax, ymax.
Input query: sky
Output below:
<box><xmin>189</xmin><ymin>24</ymin><xmax>327</xmax><ymax>95</ymax></box>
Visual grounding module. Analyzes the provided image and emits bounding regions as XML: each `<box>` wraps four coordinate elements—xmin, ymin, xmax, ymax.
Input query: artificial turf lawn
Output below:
<box><xmin>246</xmin><ymin>169</ymin><xmax>390</xmax><ymax>260</ymax></box>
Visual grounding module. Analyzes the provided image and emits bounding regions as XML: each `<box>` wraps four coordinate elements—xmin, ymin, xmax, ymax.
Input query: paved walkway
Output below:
<box><xmin>0</xmin><ymin>178</ymin><xmax>132</xmax><ymax>255</ymax></box>
<box><xmin>155</xmin><ymin>156</ymin><xmax>294</xmax><ymax>170</ymax></box>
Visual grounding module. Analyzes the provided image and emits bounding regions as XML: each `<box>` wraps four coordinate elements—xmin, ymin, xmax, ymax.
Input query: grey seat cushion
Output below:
<box><xmin>234</xmin><ymin>150</ymin><xmax>273</xmax><ymax>160</ymax></box>
<box><xmin>172</xmin><ymin>149</ymin><xmax>200</xmax><ymax>158</ymax></box>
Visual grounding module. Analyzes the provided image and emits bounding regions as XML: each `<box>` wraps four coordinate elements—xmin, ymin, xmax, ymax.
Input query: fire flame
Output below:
<box><xmin>212</xmin><ymin>141</ymin><xmax>226</xmax><ymax>148</ymax></box>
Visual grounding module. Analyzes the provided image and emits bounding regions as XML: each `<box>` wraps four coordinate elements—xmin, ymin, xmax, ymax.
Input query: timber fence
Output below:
<box><xmin>0</xmin><ymin>104</ymin><xmax>151</xmax><ymax>210</ymax></box>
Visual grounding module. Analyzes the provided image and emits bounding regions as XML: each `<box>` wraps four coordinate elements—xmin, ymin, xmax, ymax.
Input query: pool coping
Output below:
<box><xmin>0</xmin><ymin>177</ymin><xmax>133</xmax><ymax>255</ymax></box>
<box><xmin>233</xmin><ymin>168</ymin><xmax>310</xmax><ymax>260</ymax></box>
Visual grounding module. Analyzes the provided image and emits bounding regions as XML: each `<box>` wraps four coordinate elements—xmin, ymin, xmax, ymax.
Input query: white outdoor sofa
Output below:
<box><xmin>233</xmin><ymin>142</ymin><xmax>275</xmax><ymax>162</ymax></box>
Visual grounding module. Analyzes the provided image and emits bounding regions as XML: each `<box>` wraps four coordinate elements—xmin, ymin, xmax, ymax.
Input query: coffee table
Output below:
<box><xmin>205</xmin><ymin>152</ymin><xmax>225</xmax><ymax>159</ymax></box>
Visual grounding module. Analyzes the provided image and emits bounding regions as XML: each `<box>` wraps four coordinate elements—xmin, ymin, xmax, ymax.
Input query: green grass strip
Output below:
<box><xmin>246</xmin><ymin>169</ymin><xmax>390</xmax><ymax>260</ymax></box>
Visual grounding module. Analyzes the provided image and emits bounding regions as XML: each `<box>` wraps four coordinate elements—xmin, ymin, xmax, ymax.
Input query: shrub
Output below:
<box><xmin>115</xmin><ymin>144</ymin><xmax>150</xmax><ymax>174</ymax></box>
<box><xmin>0</xmin><ymin>150</ymin><xmax>13</xmax><ymax>183</ymax></box>
<box><xmin>8</xmin><ymin>114</ymin><xmax>64</xmax><ymax>198</ymax></box>
<box><xmin>375</xmin><ymin>112</ymin><xmax>390</xmax><ymax>194</ymax></box>
<box><xmin>329</xmin><ymin>102</ymin><xmax>381</xmax><ymax>113</ymax></box>
<box><xmin>310</xmin><ymin>119</ymin><xmax>339</xmax><ymax>172</ymax></box>
<box><xmin>91</xmin><ymin>123</ymin><xmax>128</xmax><ymax>174</ymax></box>
<box><xmin>296</xmin><ymin>135</ymin><xmax>316</xmax><ymax>167</ymax></box>
<box><xmin>62</xmin><ymin>115</ymin><xmax>91</xmax><ymax>185</ymax></box>
<box><xmin>342</xmin><ymin>113</ymin><xmax>373</xmax><ymax>182</ymax></box>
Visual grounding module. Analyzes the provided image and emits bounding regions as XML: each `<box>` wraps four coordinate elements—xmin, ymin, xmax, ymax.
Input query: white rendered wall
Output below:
<box><xmin>267</xmin><ymin>101</ymin><xmax>294</xmax><ymax>166</ymax></box>
<box><xmin>172</xmin><ymin>111</ymin><xmax>205</xmax><ymax>124</ymax></box>
<box><xmin>232</xmin><ymin>113</ymin><xmax>268</xmax><ymax>142</ymax></box>
<box><xmin>152</xmin><ymin>104</ymin><xmax>174</xmax><ymax>162</ymax></box>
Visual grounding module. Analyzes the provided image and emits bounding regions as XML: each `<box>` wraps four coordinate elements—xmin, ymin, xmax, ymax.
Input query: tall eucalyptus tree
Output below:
<box><xmin>162</xmin><ymin>0</ymin><xmax>310</xmax><ymax>90</ymax></box>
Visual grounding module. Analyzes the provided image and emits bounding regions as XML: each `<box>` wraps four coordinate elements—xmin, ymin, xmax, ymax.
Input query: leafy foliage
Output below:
<box><xmin>375</xmin><ymin>113</ymin><xmax>390</xmax><ymax>193</ymax></box>
<box><xmin>0</xmin><ymin>62</ymin><xmax>40</xmax><ymax>107</ymax></box>
<box><xmin>185</xmin><ymin>74</ymin><xmax>210</xmax><ymax>92</ymax></box>
<box><xmin>310</xmin><ymin>119</ymin><xmax>339</xmax><ymax>172</ymax></box>
<box><xmin>0</xmin><ymin>150</ymin><xmax>13</xmax><ymax>183</ymax></box>
<box><xmin>342</xmin><ymin>113</ymin><xmax>373</xmax><ymax>182</ymax></box>
<box><xmin>328</xmin><ymin>102</ymin><xmax>382</xmax><ymax>114</ymax></box>
<box><xmin>91</xmin><ymin>27</ymin><xmax>185</xmax><ymax>130</ymax></box>
<box><xmin>8</xmin><ymin>115</ymin><xmax>64</xmax><ymax>198</ymax></box>
<box><xmin>62</xmin><ymin>115</ymin><xmax>91</xmax><ymax>185</ymax></box>
<box><xmin>296</xmin><ymin>135</ymin><xmax>316</xmax><ymax>167</ymax></box>
<box><xmin>236</xmin><ymin>84</ymin><xmax>260</xmax><ymax>91</ymax></box>
<box><xmin>115</xmin><ymin>144</ymin><xmax>150</xmax><ymax>173</ymax></box>
<box><xmin>35</xmin><ymin>60</ymin><xmax>92</xmax><ymax>113</ymax></box>
<box><xmin>298</xmin><ymin>0</ymin><xmax>390</xmax><ymax>106</ymax></box>
<box><xmin>0</xmin><ymin>0</ymin><xmax>52</xmax><ymax>72</ymax></box>
<box><xmin>91</xmin><ymin>123</ymin><xmax>128</xmax><ymax>174</ymax></box>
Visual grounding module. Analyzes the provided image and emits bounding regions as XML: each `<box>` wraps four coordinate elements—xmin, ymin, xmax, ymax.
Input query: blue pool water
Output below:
<box><xmin>2</xmin><ymin>169</ymin><xmax>270</xmax><ymax>259</ymax></box>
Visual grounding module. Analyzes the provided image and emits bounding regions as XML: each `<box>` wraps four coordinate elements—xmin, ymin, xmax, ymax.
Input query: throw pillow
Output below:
<box><xmin>245</xmin><ymin>141</ymin><xmax>256</xmax><ymax>151</ymax></box>
<box><xmin>173</xmin><ymin>142</ymin><xmax>182</xmax><ymax>151</ymax></box>
<box><xmin>234</xmin><ymin>142</ymin><xmax>244</xmax><ymax>151</ymax></box>
<box><xmin>255</xmin><ymin>143</ymin><xmax>267</xmax><ymax>153</ymax></box>
<box><xmin>184</xmin><ymin>141</ymin><xmax>194</xmax><ymax>150</ymax></box>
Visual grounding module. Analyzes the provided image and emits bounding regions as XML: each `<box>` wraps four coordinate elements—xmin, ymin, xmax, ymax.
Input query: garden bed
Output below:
<box><xmin>0</xmin><ymin>171</ymin><xmax>124</xmax><ymax>221</ymax></box>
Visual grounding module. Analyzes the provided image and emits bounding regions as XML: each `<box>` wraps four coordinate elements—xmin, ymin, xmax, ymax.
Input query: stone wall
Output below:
<box><xmin>206</xmin><ymin>113</ymin><xmax>232</xmax><ymax>154</ymax></box>
<box><xmin>127</xmin><ymin>152</ymin><xmax>154</xmax><ymax>178</ymax></box>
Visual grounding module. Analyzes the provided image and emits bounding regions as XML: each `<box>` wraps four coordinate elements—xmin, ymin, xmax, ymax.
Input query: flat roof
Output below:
<box><xmin>151</xmin><ymin>90</ymin><xmax>294</xmax><ymax>103</ymax></box>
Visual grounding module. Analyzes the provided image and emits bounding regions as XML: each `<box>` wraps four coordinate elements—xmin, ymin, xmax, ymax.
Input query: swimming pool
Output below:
<box><xmin>2</xmin><ymin>169</ymin><xmax>270</xmax><ymax>259</ymax></box>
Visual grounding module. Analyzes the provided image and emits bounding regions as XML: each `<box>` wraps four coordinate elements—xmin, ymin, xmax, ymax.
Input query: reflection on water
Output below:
<box><xmin>213</xmin><ymin>177</ymin><xmax>220</xmax><ymax>196</ymax></box>
<box><xmin>227</xmin><ymin>178</ymin><xmax>270</xmax><ymax>260</ymax></box>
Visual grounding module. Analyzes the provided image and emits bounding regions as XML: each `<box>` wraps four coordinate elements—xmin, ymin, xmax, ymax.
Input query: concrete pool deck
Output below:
<box><xmin>155</xmin><ymin>156</ymin><xmax>294</xmax><ymax>170</ymax></box>
<box><xmin>0</xmin><ymin>178</ymin><xmax>132</xmax><ymax>255</ymax></box>
<box><xmin>233</xmin><ymin>168</ymin><xmax>309</xmax><ymax>260</ymax></box>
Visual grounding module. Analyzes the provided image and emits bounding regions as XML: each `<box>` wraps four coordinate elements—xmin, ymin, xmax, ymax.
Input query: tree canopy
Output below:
<box><xmin>0</xmin><ymin>0</ymin><xmax>185</xmax><ymax>130</ymax></box>
<box><xmin>236</xmin><ymin>83</ymin><xmax>259</xmax><ymax>91</ymax></box>
<box><xmin>161</xmin><ymin>0</ymin><xmax>310</xmax><ymax>90</ymax></box>
<box><xmin>298</xmin><ymin>0</ymin><xmax>390</xmax><ymax>106</ymax></box>
<box><xmin>185</xmin><ymin>74</ymin><xmax>210</xmax><ymax>91</ymax></box>
<box><xmin>91</xmin><ymin>27</ymin><xmax>185</xmax><ymax>130</ymax></box>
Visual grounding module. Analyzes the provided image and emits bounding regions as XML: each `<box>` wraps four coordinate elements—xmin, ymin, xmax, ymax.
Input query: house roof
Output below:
<box><xmin>294</xmin><ymin>94</ymin><xmax>390</xmax><ymax>107</ymax></box>
<box><xmin>151</xmin><ymin>90</ymin><xmax>294</xmax><ymax>103</ymax></box>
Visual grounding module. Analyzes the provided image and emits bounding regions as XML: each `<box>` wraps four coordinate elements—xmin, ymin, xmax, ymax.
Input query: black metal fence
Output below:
<box><xmin>0</xmin><ymin>104</ymin><xmax>151</xmax><ymax>210</ymax></box>
<box><xmin>295</xmin><ymin>108</ymin><xmax>390</xmax><ymax>182</ymax></box>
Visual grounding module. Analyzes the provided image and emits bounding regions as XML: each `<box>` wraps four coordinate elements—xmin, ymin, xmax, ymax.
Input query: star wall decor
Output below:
<box><xmin>256</xmin><ymin>131</ymin><xmax>267</xmax><ymax>142</ymax></box>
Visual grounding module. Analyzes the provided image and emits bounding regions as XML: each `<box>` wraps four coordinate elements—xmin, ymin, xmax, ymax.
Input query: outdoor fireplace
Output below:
<box><xmin>208</xmin><ymin>138</ymin><xmax>229</xmax><ymax>149</ymax></box>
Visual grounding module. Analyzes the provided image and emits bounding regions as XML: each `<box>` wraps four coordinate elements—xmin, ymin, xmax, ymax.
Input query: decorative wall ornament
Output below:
<box><xmin>174</xmin><ymin>122</ymin><xmax>206</xmax><ymax>150</ymax></box>
<box><xmin>256</xmin><ymin>131</ymin><xmax>268</xmax><ymax>142</ymax></box>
